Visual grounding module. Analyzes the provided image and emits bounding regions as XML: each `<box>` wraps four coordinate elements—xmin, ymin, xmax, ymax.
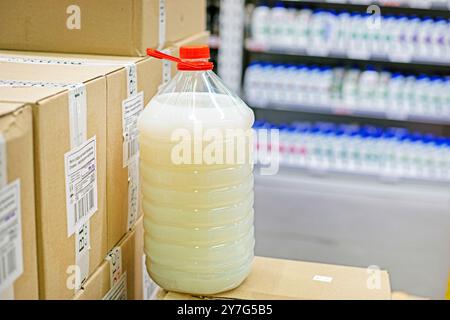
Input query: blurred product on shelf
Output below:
<box><xmin>0</xmin><ymin>104</ymin><xmax>38</xmax><ymax>300</ymax></box>
<box><xmin>250</xmin><ymin>3</ymin><xmax>450</xmax><ymax>64</ymax></box>
<box><xmin>244</xmin><ymin>62</ymin><xmax>450</xmax><ymax>121</ymax></box>
<box><xmin>253</xmin><ymin>120</ymin><xmax>450</xmax><ymax>182</ymax></box>
<box><xmin>0</xmin><ymin>0</ymin><xmax>206</xmax><ymax>56</ymax></box>
<box><xmin>317</xmin><ymin>0</ymin><xmax>450</xmax><ymax>10</ymax></box>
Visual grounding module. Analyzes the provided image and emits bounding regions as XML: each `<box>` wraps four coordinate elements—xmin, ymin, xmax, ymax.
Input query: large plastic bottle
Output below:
<box><xmin>139</xmin><ymin>46</ymin><xmax>255</xmax><ymax>295</ymax></box>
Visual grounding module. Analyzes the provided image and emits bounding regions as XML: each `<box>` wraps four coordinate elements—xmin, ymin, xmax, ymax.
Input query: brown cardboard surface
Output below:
<box><xmin>0</xmin><ymin>103</ymin><xmax>39</xmax><ymax>300</ymax></box>
<box><xmin>0</xmin><ymin>65</ymin><xmax>108</xmax><ymax>300</ymax></box>
<box><xmin>0</xmin><ymin>32</ymin><xmax>209</xmax><ymax>251</ymax></box>
<box><xmin>73</xmin><ymin>217</ymin><xmax>144</xmax><ymax>300</ymax></box>
<box><xmin>161</xmin><ymin>256</ymin><xmax>391</xmax><ymax>300</ymax></box>
<box><xmin>0</xmin><ymin>0</ymin><xmax>206</xmax><ymax>56</ymax></box>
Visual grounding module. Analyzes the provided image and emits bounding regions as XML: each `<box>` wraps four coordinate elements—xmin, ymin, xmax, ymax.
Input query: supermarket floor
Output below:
<box><xmin>254</xmin><ymin>168</ymin><xmax>450</xmax><ymax>299</ymax></box>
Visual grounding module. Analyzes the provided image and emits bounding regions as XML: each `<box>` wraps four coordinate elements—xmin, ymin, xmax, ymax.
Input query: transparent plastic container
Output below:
<box><xmin>139</xmin><ymin>46</ymin><xmax>255</xmax><ymax>295</ymax></box>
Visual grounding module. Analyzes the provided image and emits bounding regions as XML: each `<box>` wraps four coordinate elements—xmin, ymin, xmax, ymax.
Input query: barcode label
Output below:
<box><xmin>0</xmin><ymin>180</ymin><xmax>23</xmax><ymax>293</ymax></box>
<box><xmin>122</xmin><ymin>92</ymin><xmax>144</xmax><ymax>167</ymax></box>
<box><xmin>103</xmin><ymin>272</ymin><xmax>127</xmax><ymax>300</ymax></box>
<box><xmin>127</xmin><ymin>159</ymin><xmax>139</xmax><ymax>230</ymax></box>
<box><xmin>64</xmin><ymin>137</ymin><xmax>98</xmax><ymax>237</ymax></box>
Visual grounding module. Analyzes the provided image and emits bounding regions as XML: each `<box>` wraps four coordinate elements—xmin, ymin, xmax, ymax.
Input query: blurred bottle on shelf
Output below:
<box><xmin>244</xmin><ymin>62</ymin><xmax>450</xmax><ymax>120</ymax></box>
<box><xmin>249</xmin><ymin>4</ymin><xmax>450</xmax><ymax>64</ymax></box>
<box><xmin>253</xmin><ymin>120</ymin><xmax>450</xmax><ymax>182</ymax></box>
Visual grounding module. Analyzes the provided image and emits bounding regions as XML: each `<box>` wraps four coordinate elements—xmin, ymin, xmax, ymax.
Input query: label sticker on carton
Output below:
<box><xmin>158</xmin><ymin>0</ymin><xmax>166</xmax><ymax>48</ymax></box>
<box><xmin>102</xmin><ymin>272</ymin><xmax>127</xmax><ymax>300</ymax></box>
<box><xmin>122</xmin><ymin>92</ymin><xmax>144</xmax><ymax>167</ymax></box>
<box><xmin>0</xmin><ymin>79</ymin><xmax>76</xmax><ymax>89</ymax></box>
<box><xmin>106</xmin><ymin>247</ymin><xmax>122</xmax><ymax>287</ymax></box>
<box><xmin>125</xmin><ymin>64</ymin><xmax>138</xmax><ymax>97</ymax></box>
<box><xmin>68</xmin><ymin>84</ymin><xmax>88</xmax><ymax>149</ymax></box>
<box><xmin>64</xmin><ymin>137</ymin><xmax>98</xmax><ymax>237</ymax></box>
<box><xmin>313</xmin><ymin>275</ymin><xmax>333</xmax><ymax>283</ymax></box>
<box><xmin>127</xmin><ymin>159</ymin><xmax>139</xmax><ymax>230</ymax></box>
<box><xmin>74</xmin><ymin>222</ymin><xmax>90</xmax><ymax>290</ymax></box>
<box><xmin>0</xmin><ymin>180</ymin><xmax>23</xmax><ymax>294</ymax></box>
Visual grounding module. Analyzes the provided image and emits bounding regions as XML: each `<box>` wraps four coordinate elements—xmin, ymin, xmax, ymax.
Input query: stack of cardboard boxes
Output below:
<box><xmin>0</xmin><ymin>0</ymin><xmax>207</xmax><ymax>300</ymax></box>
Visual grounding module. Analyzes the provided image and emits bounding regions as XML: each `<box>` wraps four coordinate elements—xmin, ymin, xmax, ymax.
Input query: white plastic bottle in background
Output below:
<box><xmin>358</xmin><ymin>66</ymin><xmax>379</xmax><ymax>110</ymax></box>
<box><xmin>388</xmin><ymin>73</ymin><xmax>406</xmax><ymax>115</ymax></box>
<box><xmin>376</xmin><ymin>69</ymin><xmax>391</xmax><ymax>111</ymax></box>
<box><xmin>297</xmin><ymin>65</ymin><xmax>310</xmax><ymax>105</ymax></box>
<box><xmin>318</xmin><ymin>67</ymin><xmax>334</xmax><ymax>106</ymax></box>
<box><xmin>284</xmin><ymin>64</ymin><xmax>299</xmax><ymax>105</ymax></box>
<box><xmin>272</xmin><ymin>63</ymin><xmax>286</xmax><ymax>103</ymax></box>
<box><xmin>417</xmin><ymin>17</ymin><xmax>435</xmax><ymax>61</ymax></box>
<box><xmin>243</xmin><ymin>62</ymin><xmax>260</xmax><ymax>104</ymax></box>
<box><xmin>141</xmin><ymin>46</ymin><xmax>255</xmax><ymax>295</ymax></box>
<box><xmin>429</xmin><ymin>77</ymin><xmax>444</xmax><ymax>117</ymax></box>
<box><xmin>251</xmin><ymin>2</ymin><xmax>271</xmax><ymax>44</ymax></box>
<box><xmin>416</xmin><ymin>75</ymin><xmax>432</xmax><ymax>116</ymax></box>
<box><xmin>391</xmin><ymin>15</ymin><xmax>410</xmax><ymax>62</ymax></box>
<box><xmin>383</xmin><ymin>15</ymin><xmax>399</xmax><ymax>59</ymax></box>
<box><xmin>400</xmin><ymin>75</ymin><xmax>415</xmax><ymax>116</ymax></box>
<box><xmin>432</xmin><ymin>18</ymin><xmax>448</xmax><ymax>62</ymax></box>
<box><xmin>342</xmin><ymin>67</ymin><xmax>360</xmax><ymax>109</ymax></box>
<box><xmin>445</xmin><ymin>78</ymin><xmax>450</xmax><ymax>117</ymax></box>
<box><xmin>335</xmin><ymin>11</ymin><xmax>352</xmax><ymax>54</ymax></box>
<box><xmin>283</xmin><ymin>4</ymin><xmax>298</xmax><ymax>48</ymax></box>
<box><xmin>269</xmin><ymin>2</ymin><xmax>288</xmax><ymax>48</ymax></box>
<box><xmin>330</xmin><ymin>66</ymin><xmax>346</xmax><ymax>106</ymax></box>
<box><xmin>295</xmin><ymin>8</ymin><xmax>313</xmax><ymax>51</ymax></box>
<box><xmin>405</xmin><ymin>15</ymin><xmax>421</xmax><ymax>60</ymax></box>
<box><xmin>260</xmin><ymin>63</ymin><xmax>274</xmax><ymax>106</ymax></box>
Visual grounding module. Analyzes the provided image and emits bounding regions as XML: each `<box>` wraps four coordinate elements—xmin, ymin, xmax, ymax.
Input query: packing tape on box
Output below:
<box><xmin>0</xmin><ymin>79</ymin><xmax>96</xmax><ymax>291</ymax></box>
<box><xmin>104</xmin><ymin>247</ymin><xmax>127</xmax><ymax>300</ymax></box>
<box><xmin>0</xmin><ymin>134</ymin><xmax>24</xmax><ymax>300</ymax></box>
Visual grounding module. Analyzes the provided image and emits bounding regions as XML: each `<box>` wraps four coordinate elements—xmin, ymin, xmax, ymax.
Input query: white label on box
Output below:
<box><xmin>0</xmin><ymin>180</ymin><xmax>23</xmax><ymax>294</ymax></box>
<box><xmin>313</xmin><ymin>275</ymin><xmax>333</xmax><ymax>283</ymax></box>
<box><xmin>158</xmin><ymin>0</ymin><xmax>166</xmax><ymax>48</ymax></box>
<box><xmin>162</xmin><ymin>48</ymin><xmax>172</xmax><ymax>85</ymax></box>
<box><xmin>122</xmin><ymin>92</ymin><xmax>144</xmax><ymax>167</ymax></box>
<box><xmin>0</xmin><ymin>79</ymin><xmax>76</xmax><ymax>89</ymax></box>
<box><xmin>68</xmin><ymin>84</ymin><xmax>88</xmax><ymax>149</ymax></box>
<box><xmin>127</xmin><ymin>159</ymin><xmax>139</xmax><ymax>230</ymax></box>
<box><xmin>106</xmin><ymin>247</ymin><xmax>122</xmax><ymax>287</ymax></box>
<box><xmin>103</xmin><ymin>272</ymin><xmax>127</xmax><ymax>300</ymax></box>
<box><xmin>125</xmin><ymin>64</ymin><xmax>138</xmax><ymax>97</ymax></box>
<box><xmin>64</xmin><ymin>137</ymin><xmax>98</xmax><ymax>237</ymax></box>
<box><xmin>74</xmin><ymin>221</ymin><xmax>90</xmax><ymax>290</ymax></box>
<box><xmin>0</xmin><ymin>56</ymin><xmax>85</xmax><ymax>66</ymax></box>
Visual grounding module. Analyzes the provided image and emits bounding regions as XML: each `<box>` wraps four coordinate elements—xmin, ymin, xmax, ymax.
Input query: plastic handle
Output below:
<box><xmin>147</xmin><ymin>48</ymin><xmax>214</xmax><ymax>71</ymax></box>
<box><xmin>146</xmin><ymin>48</ymin><xmax>182</xmax><ymax>63</ymax></box>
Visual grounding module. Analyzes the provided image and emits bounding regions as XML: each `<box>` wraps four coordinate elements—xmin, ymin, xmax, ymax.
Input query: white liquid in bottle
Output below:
<box><xmin>139</xmin><ymin>48</ymin><xmax>255</xmax><ymax>295</ymax></box>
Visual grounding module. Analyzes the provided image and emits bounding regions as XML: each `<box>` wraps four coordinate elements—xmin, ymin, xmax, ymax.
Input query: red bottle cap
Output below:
<box><xmin>179</xmin><ymin>45</ymin><xmax>211</xmax><ymax>60</ymax></box>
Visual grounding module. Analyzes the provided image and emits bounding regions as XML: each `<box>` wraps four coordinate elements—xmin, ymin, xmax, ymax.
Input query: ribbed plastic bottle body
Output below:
<box><xmin>138</xmin><ymin>71</ymin><xmax>255</xmax><ymax>294</ymax></box>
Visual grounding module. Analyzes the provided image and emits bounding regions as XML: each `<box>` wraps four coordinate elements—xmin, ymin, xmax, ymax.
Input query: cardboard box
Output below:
<box><xmin>159</xmin><ymin>256</ymin><xmax>392</xmax><ymax>300</ymax></box>
<box><xmin>73</xmin><ymin>217</ymin><xmax>144</xmax><ymax>300</ymax></box>
<box><xmin>0</xmin><ymin>103</ymin><xmax>39</xmax><ymax>300</ymax></box>
<box><xmin>0</xmin><ymin>31</ymin><xmax>210</xmax><ymax>251</ymax></box>
<box><xmin>0</xmin><ymin>0</ymin><xmax>206</xmax><ymax>56</ymax></box>
<box><xmin>0</xmin><ymin>65</ymin><xmax>108</xmax><ymax>299</ymax></box>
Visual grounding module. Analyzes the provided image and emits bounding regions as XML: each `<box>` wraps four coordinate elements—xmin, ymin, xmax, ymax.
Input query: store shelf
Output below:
<box><xmin>277</xmin><ymin>0</ymin><xmax>450</xmax><ymax>13</ymax></box>
<box><xmin>245</xmin><ymin>39</ymin><xmax>450</xmax><ymax>69</ymax></box>
<box><xmin>256</xmin><ymin>162</ymin><xmax>450</xmax><ymax>186</ymax></box>
<box><xmin>248</xmin><ymin>99</ymin><xmax>450</xmax><ymax>125</ymax></box>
